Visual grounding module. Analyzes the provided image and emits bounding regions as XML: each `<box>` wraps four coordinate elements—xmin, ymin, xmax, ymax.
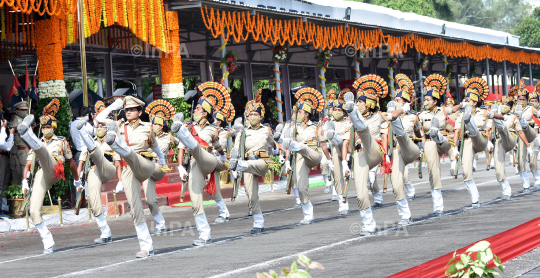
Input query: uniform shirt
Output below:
<box><xmin>354</xmin><ymin>112</ymin><xmax>388</xmax><ymax>145</ymax></box>
<box><xmin>234</xmin><ymin>124</ymin><xmax>273</xmax><ymax>154</ymax></box>
<box><xmin>27</xmin><ymin>135</ymin><xmax>73</xmax><ymax>163</ymax></box>
<box><xmin>504</xmin><ymin>115</ymin><xmax>522</xmax><ymax>133</ymax></box>
<box><xmin>401</xmin><ymin>113</ymin><xmax>421</xmax><ymax>138</ymax></box>
<box><xmin>317</xmin><ymin>118</ymin><xmax>352</xmax><ymax>149</ymax></box>
<box><xmin>293</xmin><ymin>120</ymin><xmax>318</xmax><ymax>144</ymax></box>
<box><xmin>0</xmin><ymin>127</ymin><xmax>14</xmax><ymax>151</ymax></box>
<box><xmin>522</xmin><ymin>105</ymin><xmax>540</xmax><ymax>124</ymax></box>
<box><xmin>149</xmin><ymin>132</ymin><xmax>177</xmax><ymax>158</ymax></box>
<box><xmin>418</xmin><ymin>106</ymin><xmax>453</xmax><ymax>135</ymax></box>
<box><xmin>446</xmin><ymin>111</ymin><xmax>459</xmax><ymax>140</ymax></box>
<box><xmin>117</xmin><ymin>119</ymin><xmax>159</xmax><ymax>153</ymax></box>
<box><xmin>79</xmin><ymin>137</ymin><xmax>121</xmax><ymax>162</ymax></box>
<box><xmin>176</xmin><ymin>119</ymin><xmax>221</xmax><ymax>150</ymax></box>
<box><xmin>70</xmin><ymin>118</ymin><xmax>94</xmax><ymax>152</ymax></box>
<box><xmin>10</xmin><ymin>114</ymin><xmax>28</xmax><ymax>151</ymax></box>
<box><xmin>455</xmin><ymin>107</ymin><xmax>495</xmax><ymax>134</ymax></box>
<box><xmin>218</xmin><ymin>127</ymin><xmax>232</xmax><ymax>151</ymax></box>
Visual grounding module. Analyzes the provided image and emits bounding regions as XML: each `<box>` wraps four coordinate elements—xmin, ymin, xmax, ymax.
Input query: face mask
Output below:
<box><xmin>17</xmin><ymin>110</ymin><xmax>28</xmax><ymax>118</ymax></box>
<box><xmin>534</xmin><ymin>103</ymin><xmax>539</xmax><ymax>109</ymax></box>
<box><xmin>96</xmin><ymin>128</ymin><xmax>107</xmax><ymax>138</ymax></box>
<box><xmin>333</xmin><ymin>111</ymin><xmax>344</xmax><ymax>121</ymax></box>
<box><xmin>396</xmin><ymin>103</ymin><xmax>403</xmax><ymax>110</ymax></box>
<box><xmin>500</xmin><ymin>105</ymin><xmax>511</xmax><ymax>115</ymax></box>
<box><xmin>248</xmin><ymin>116</ymin><xmax>261</xmax><ymax>126</ymax></box>
<box><xmin>193</xmin><ymin>112</ymin><xmax>204</xmax><ymax>123</ymax></box>
<box><xmin>291</xmin><ymin>113</ymin><xmax>297</xmax><ymax>121</ymax></box>
<box><xmin>424</xmin><ymin>102</ymin><xmax>434</xmax><ymax>110</ymax></box>
<box><xmin>296</xmin><ymin>114</ymin><xmax>305</xmax><ymax>123</ymax></box>
<box><xmin>358</xmin><ymin>105</ymin><xmax>367</xmax><ymax>115</ymax></box>
<box><xmin>42</xmin><ymin>129</ymin><xmax>54</xmax><ymax>138</ymax></box>
<box><xmin>152</xmin><ymin>125</ymin><xmax>162</xmax><ymax>134</ymax></box>
<box><xmin>518</xmin><ymin>101</ymin><xmax>527</xmax><ymax>108</ymax></box>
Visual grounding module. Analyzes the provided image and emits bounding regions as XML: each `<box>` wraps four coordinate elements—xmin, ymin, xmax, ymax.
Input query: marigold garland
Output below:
<box><xmin>201</xmin><ymin>5</ymin><xmax>540</xmax><ymax>65</ymax></box>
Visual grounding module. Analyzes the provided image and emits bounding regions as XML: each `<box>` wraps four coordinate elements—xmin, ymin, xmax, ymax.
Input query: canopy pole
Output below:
<box><xmin>502</xmin><ymin>61</ymin><xmax>508</xmax><ymax>96</ymax></box>
<box><xmin>78</xmin><ymin>0</ymin><xmax>88</xmax><ymax>107</ymax></box>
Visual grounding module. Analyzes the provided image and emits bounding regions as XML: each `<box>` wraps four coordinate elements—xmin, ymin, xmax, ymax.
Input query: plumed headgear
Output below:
<box><xmin>145</xmin><ymin>100</ymin><xmax>176</xmax><ymax>127</ymax></box>
<box><xmin>295</xmin><ymin>87</ymin><xmax>324</xmax><ymax>114</ymax></box>
<box><xmin>464</xmin><ymin>77</ymin><xmax>489</xmax><ymax>102</ymax></box>
<box><xmin>40</xmin><ymin>99</ymin><xmax>60</xmax><ymax>129</ymax></box>
<box><xmin>353</xmin><ymin>74</ymin><xmax>388</xmax><ymax>109</ymax></box>
<box><xmin>197</xmin><ymin>81</ymin><xmax>231</xmax><ymax>116</ymax></box>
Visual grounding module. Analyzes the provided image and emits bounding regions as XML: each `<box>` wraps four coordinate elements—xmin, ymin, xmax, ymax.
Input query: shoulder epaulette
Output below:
<box><xmin>480</xmin><ymin>105</ymin><xmax>487</xmax><ymax>109</ymax></box>
<box><xmin>210</xmin><ymin>123</ymin><xmax>219</xmax><ymax>128</ymax></box>
<box><xmin>313</xmin><ymin>121</ymin><xmax>320</xmax><ymax>126</ymax></box>
<box><xmin>57</xmin><ymin>136</ymin><xmax>65</xmax><ymax>140</ymax></box>
<box><xmin>262</xmin><ymin>123</ymin><xmax>270</xmax><ymax>127</ymax></box>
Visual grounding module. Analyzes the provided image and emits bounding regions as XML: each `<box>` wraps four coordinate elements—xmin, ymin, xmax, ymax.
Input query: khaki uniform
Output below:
<box><xmin>215</xmin><ymin>127</ymin><xmax>232</xmax><ymax>192</ymax></box>
<box><xmin>418</xmin><ymin>107</ymin><xmax>452</xmax><ymax>189</ymax></box>
<box><xmin>317</xmin><ymin>118</ymin><xmax>352</xmax><ymax>195</ymax></box>
<box><xmin>10</xmin><ymin>115</ymin><xmax>29</xmax><ymax>184</ymax></box>
<box><xmin>177</xmin><ymin>120</ymin><xmax>222</xmax><ymax>216</ymax></box>
<box><xmin>316</xmin><ymin>121</ymin><xmax>329</xmax><ymax>177</ymax></box>
<box><xmin>234</xmin><ymin>124</ymin><xmax>274</xmax><ymax>215</ymax></box>
<box><xmin>27</xmin><ymin>135</ymin><xmax>72</xmax><ymax>225</ymax></box>
<box><xmin>517</xmin><ymin>106</ymin><xmax>540</xmax><ymax>172</ymax></box>
<box><xmin>142</xmin><ymin>132</ymin><xmax>174</xmax><ymax>217</ymax></box>
<box><xmin>495</xmin><ymin>116</ymin><xmax>520</xmax><ymax>182</ymax></box>
<box><xmin>455</xmin><ymin>107</ymin><xmax>494</xmax><ymax>181</ymax></box>
<box><xmin>352</xmin><ymin>112</ymin><xmax>387</xmax><ymax>211</ymax></box>
<box><xmin>116</xmin><ymin>120</ymin><xmax>161</xmax><ymax>226</ymax></box>
<box><xmin>390</xmin><ymin>113</ymin><xmax>421</xmax><ymax>201</ymax></box>
<box><xmin>291</xmin><ymin>120</ymin><xmax>322</xmax><ymax>204</ymax></box>
<box><xmin>80</xmin><ymin>139</ymin><xmax>120</xmax><ymax>217</ymax></box>
<box><xmin>446</xmin><ymin>112</ymin><xmax>459</xmax><ymax>161</ymax></box>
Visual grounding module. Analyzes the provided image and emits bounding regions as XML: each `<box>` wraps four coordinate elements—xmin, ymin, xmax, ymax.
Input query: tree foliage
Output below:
<box><xmin>514</xmin><ymin>7</ymin><xmax>540</xmax><ymax>48</ymax></box>
<box><xmin>357</xmin><ymin>0</ymin><xmax>455</xmax><ymax>21</ymax></box>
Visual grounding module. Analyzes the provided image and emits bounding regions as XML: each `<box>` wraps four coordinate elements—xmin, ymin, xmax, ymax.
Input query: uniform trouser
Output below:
<box><xmin>518</xmin><ymin>127</ymin><xmax>538</xmax><ymax>172</ymax></box>
<box><xmin>0</xmin><ymin>156</ymin><xmax>10</xmax><ymax>198</ymax></box>
<box><xmin>330</xmin><ymin>145</ymin><xmax>345</xmax><ymax>195</ymax></box>
<box><xmin>448</xmin><ymin>135</ymin><xmax>455</xmax><ymax>161</ymax></box>
<box><xmin>142</xmin><ymin>163</ymin><xmax>167</xmax><ymax>217</ymax></box>
<box><xmin>294</xmin><ymin>145</ymin><xmax>322</xmax><ymax>204</ymax></box>
<box><xmin>122</xmin><ymin>151</ymin><xmax>155</xmax><ymax>226</ymax></box>
<box><xmin>370</xmin><ymin>166</ymin><xmax>380</xmax><ymax>194</ymax></box>
<box><xmin>461</xmin><ymin>133</ymin><xmax>489</xmax><ymax>182</ymax></box>
<box><xmin>29</xmin><ymin>146</ymin><xmax>60</xmax><ymax>225</ymax></box>
<box><xmin>495</xmin><ymin>126</ymin><xmax>517</xmax><ymax>182</ymax></box>
<box><xmin>10</xmin><ymin>149</ymin><xmax>28</xmax><ymax>185</ymax></box>
<box><xmin>188</xmin><ymin>145</ymin><xmax>217</xmax><ymax>216</ymax></box>
<box><xmin>319</xmin><ymin>150</ymin><xmax>329</xmax><ymax>176</ymax></box>
<box><xmin>243</xmin><ymin>159</ymin><xmax>268</xmax><ymax>215</ymax></box>
<box><xmin>211</xmin><ymin>160</ymin><xmax>227</xmax><ymax>202</ymax></box>
<box><xmin>425</xmin><ymin>139</ymin><xmax>451</xmax><ymax>190</ymax></box>
<box><xmin>87</xmin><ymin>147</ymin><xmax>117</xmax><ymax>217</ymax></box>
<box><xmin>353</xmin><ymin>127</ymin><xmax>384</xmax><ymax>211</ymax></box>
<box><xmin>390</xmin><ymin>136</ymin><xmax>420</xmax><ymax>201</ymax></box>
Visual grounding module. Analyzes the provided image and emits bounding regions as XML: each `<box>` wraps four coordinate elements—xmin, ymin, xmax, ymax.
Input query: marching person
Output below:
<box><xmin>280</xmin><ymin>88</ymin><xmax>324</xmax><ymax>224</ymax></box>
<box><xmin>10</xmin><ymin>101</ymin><xmax>30</xmax><ymax>185</ymax></box>
<box><xmin>170</xmin><ymin>81</ymin><xmax>231</xmax><ymax>245</ymax></box>
<box><xmin>445</xmin><ymin>94</ymin><xmax>460</xmax><ymax>176</ymax></box>
<box><xmin>383</xmin><ymin>74</ymin><xmax>421</xmax><ymax>225</ymax></box>
<box><xmin>514</xmin><ymin>85</ymin><xmax>539</xmax><ymax>192</ymax></box>
<box><xmin>229</xmin><ymin>91</ymin><xmax>279</xmax><ymax>233</ymax></box>
<box><xmin>342</xmin><ymin>74</ymin><xmax>388</xmax><ymax>235</ymax></box>
<box><xmin>70</xmin><ymin>107</ymin><xmax>95</xmax><ymax>163</ymax></box>
<box><xmin>319</xmin><ymin>89</ymin><xmax>337</xmax><ymax>196</ymax></box>
<box><xmin>76</xmin><ymin>101</ymin><xmax>122</xmax><ymax>244</ymax></box>
<box><xmin>324</xmin><ymin>90</ymin><xmax>353</xmax><ymax>214</ymax></box>
<box><xmin>101</xmin><ymin>96</ymin><xmax>169</xmax><ymax>258</ymax></box>
<box><xmin>143</xmin><ymin>100</ymin><xmax>178</xmax><ymax>234</ymax></box>
<box><xmin>19</xmin><ymin>99</ymin><xmax>81</xmax><ymax>254</ymax></box>
<box><xmin>454</xmin><ymin>77</ymin><xmax>505</xmax><ymax>207</ymax></box>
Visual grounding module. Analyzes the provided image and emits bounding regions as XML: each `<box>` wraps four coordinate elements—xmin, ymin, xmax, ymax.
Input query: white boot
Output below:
<box><xmin>19</xmin><ymin>116</ymin><xmax>42</xmax><ymax>150</ymax></box>
<box><xmin>338</xmin><ymin>195</ymin><xmax>349</xmax><ymax>215</ymax></box>
<box><xmin>194</xmin><ymin>213</ymin><xmax>211</xmax><ymax>240</ymax></box>
<box><xmin>533</xmin><ymin>171</ymin><xmax>540</xmax><ymax>187</ymax></box>
<box><xmin>327</xmin><ymin>121</ymin><xmax>343</xmax><ymax>146</ymax></box>
<box><xmin>323</xmin><ymin>175</ymin><xmax>331</xmax><ymax>193</ymax></box>
<box><xmin>253</xmin><ymin>212</ymin><xmax>264</xmax><ymax>228</ymax></box>
<box><xmin>283</xmin><ymin>140</ymin><xmax>302</xmax><ymax>152</ymax></box>
<box><xmin>152</xmin><ymin>211</ymin><xmax>166</xmax><ymax>230</ymax></box>
<box><xmin>431</xmin><ymin>189</ymin><xmax>444</xmax><ymax>213</ymax></box>
<box><xmin>464</xmin><ymin>179</ymin><xmax>480</xmax><ymax>206</ymax></box>
<box><xmin>78</xmin><ymin>124</ymin><xmax>96</xmax><ymax>150</ymax></box>
<box><xmin>396</xmin><ymin>198</ymin><xmax>412</xmax><ymax>224</ymax></box>
<box><xmin>450</xmin><ymin>160</ymin><xmax>457</xmax><ymax>175</ymax></box>
<box><xmin>405</xmin><ymin>182</ymin><xmax>415</xmax><ymax>199</ymax></box>
<box><xmin>215</xmin><ymin>199</ymin><xmax>230</xmax><ymax>219</ymax></box>
<box><xmin>473</xmin><ymin>159</ymin><xmax>477</xmax><ymax>172</ymax></box>
<box><xmin>429</xmin><ymin>117</ymin><xmax>444</xmax><ymax>144</ymax></box>
<box><xmin>373</xmin><ymin>190</ymin><xmax>383</xmax><ymax>205</ymax></box>
<box><xmin>105</xmin><ymin>121</ymin><xmax>131</xmax><ymax>156</ymax></box>
<box><xmin>463</xmin><ymin>106</ymin><xmax>478</xmax><ymax>136</ymax></box>
<box><xmin>300</xmin><ymin>201</ymin><xmax>314</xmax><ymax>224</ymax></box>
<box><xmin>331</xmin><ymin>186</ymin><xmax>339</xmax><ymax>201</ymax></box>
<box><xmin>96</xmin><ymin>213</ymin><xmax>112</xmax><ymax>238</ymax></box>
<box><xmin>235</xmin><ymin>160</ymin><xmax>248</xmax><ymax>172</ymax></box>
<box><xmin>347</xmin><ymin>106</ymin><xmax>367</xmax><ymax>131</ymax></box>
<box><xmin>36</xmin><ymin>222</ymin><xmax>55</xmax><ymax>251</ymax></box>
<box><xmin>520</xmin><ymin>171</ymin><xmax>531</xmax><ymax>191</ymax></box>
<box><xmin>134</xmin><ymin>222</ymin><xmax>153</xmax><ymax>252</ymax></box>
<box><xmin>493</xmin><ymin>118</ymin><xmax>505</xmax><ymax>131</ymax></box>
<box><xmin>175</xmin><ymin>125</ymin><xmax>198</xmax><ymax>151</ymax></box>
<box><xmin>500</xmin><ymin>180</ymin><xmax>511</xmax><ymax>199</ymax></box>
<box><xmin>359</xmin><ymin>207</ymin><xmax>376</xmax><ymax>235</ymax></box>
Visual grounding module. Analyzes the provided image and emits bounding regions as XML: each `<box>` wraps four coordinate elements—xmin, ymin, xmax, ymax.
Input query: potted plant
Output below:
<box><xmin>445</xmin><ymin>240</ymin><xmax>503</xmax><ymax>277</ymax></box>
<box><xmin>265</xmin><ymin>156</ymin><xmax>282</xmax><ymax>184</ymax></box>
<box><xmin>2</xmin><ymin>184</ymin><xmax>25</xmax><ymax>218</ymax></box>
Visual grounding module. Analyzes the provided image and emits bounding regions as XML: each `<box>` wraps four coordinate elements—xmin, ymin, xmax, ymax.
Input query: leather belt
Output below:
<box><xmin>18</xmin><ymin>147</ymin><xmax>28</xmax><ymax>150</ymax></box>
<box><xmin>246</xmin><ymin>150</ymin><xmax>269</xmax><ymax>160</ymax></box>
<box><xmin>353</xmin><ymin>143</ymin><xmax>364</xmax><ymax>153</ymax></box>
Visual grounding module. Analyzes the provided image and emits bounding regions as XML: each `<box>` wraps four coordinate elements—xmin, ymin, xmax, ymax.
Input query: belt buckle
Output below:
<box><xmin>248</xmin><ymin>155</ymin><xmax>257</xmax><ymax>160</ymax></box>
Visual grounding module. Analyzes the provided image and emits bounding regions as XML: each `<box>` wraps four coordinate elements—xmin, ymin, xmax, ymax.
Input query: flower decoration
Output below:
<box><xmin>221</xmin><ymin>50</ymin><xmax>237</xmax><ymax>73</ymax></box>
<box><xmin>468</xmin><ymin>64</ymin><xmax>477</xmax><ymax>78</ymax></box>
<box><xmin>272</xmin><ymin>45</ymin><xmax>289</xmax><ymax>62</ymax></box>
<box><xmin>392</xmin><ymin>54</ymin><xmax>399</xmax><ymax>66</ymax></box>
<box><xmin>446</xmin><ymin>63</ymin><xmax>453</xmax><ymax>80</ymax></box>
<box><xmin>317</xmin><ymin>49</ymin><xmax>332</xmax><ymax>69</ymax></box>
<box><xmin>417</xmin><ymin>56</ymin><xmax>429</xmax><ymax>72</ymax></box>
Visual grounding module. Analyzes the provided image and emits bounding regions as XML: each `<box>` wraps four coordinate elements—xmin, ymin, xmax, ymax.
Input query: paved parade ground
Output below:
<box><xmin>2</xmin><ymin>156</ymin><xmax>540</xmax><ymax>277</ymax></box>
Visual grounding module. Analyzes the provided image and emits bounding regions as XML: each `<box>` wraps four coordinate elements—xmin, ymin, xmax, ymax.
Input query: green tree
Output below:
<box><xmin>513</xmin><ymin>7</ymin><xmax>540</xmax><ymax>48</ymax></box>
<box><xmin>448</xmin><ymin>0</ymin><xmax>531</xmax><ymax>32</ymax></box>
<box><xmin>354</xmin><ymin>0</ymin><xmax>455</xmax><ymax>21</ymax></box>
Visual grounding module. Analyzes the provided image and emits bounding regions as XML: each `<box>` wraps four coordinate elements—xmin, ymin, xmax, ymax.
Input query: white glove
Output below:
<box><xmin>417</xmin><ymin>141</ymin><xmax>424</xmax><ymax>148</ymax></box>
<box><xmin>178</xmin><ymin>165</ymin><xmax>188</xmax><ymax>182</ymax></box>
<box><xmin>327</xmin><ymin>159</ymin><xmax>334</xmax><ymax>171</ymax></box>
<box><xmin>115</xmin><ymin>181</ymin><xmax>124</xmax><ymax>193</ymax></box>
<box><xmin>74</xmin><ymin>179</ymin><xmax>83</xmax><ymax>190</ymax></box>
<box><xmin>232</xmin><ymin>171</ymin><xmax>238</xmax><ymax>179</ymax></box>
<box><xmin>272</xmin><ymin>147</ymin><xmax>279</xmax><ymax>155</ymax></box>
<box><xmin>487</xmin><ymin>141</ymin><xmax>494</xmax><ymax>151</ymax></box>
<box><xmin>110</xmin><ymin>98</ymin><xmax>124</xmax><ymax>110</ymax></box>
<box><xmin>22</xmin><ymin>179</ymin><xmax>29</xmax><ymax>194</ymax></box>
<box><xmin>402</xmin><ymin>103</ymin><xmax>410</xmax><ymax>113</ymax></box>
<box><xmin>385</xmin><ymin>155</ymin><xmax>390</xmax><ymax>164</ymax></box>
<box><xmin>503</xmin><ymin>115</ymin><xmax>509</xmax><ymax>121</ymax></box>
<box><xmin>285</xmin><ymin>160</ymin><xmax>292</xmax><ymax>174</ymax></box>
<box><xmin>342</xmin><ymin>160</ymin><xmax>350</xmax><ymax>177</ymax></box>
<box><xmin>279</xmin><ymin>154</ymin><xmax>286</xmax><ymax>164</ymax></box>
<box><xmin>219</xmin><ymin>154</ymin><xmax>227</xmax><ymax>162</ymax></box>
<box><xmin>528</xmin><ymin>146</ymin><xmax>534</xmax><ymax>156</ymax></box>
<box><xmin>461</xmin><ymin>101</ymin><xmax>468</xmax><ymax>109</ymax></box>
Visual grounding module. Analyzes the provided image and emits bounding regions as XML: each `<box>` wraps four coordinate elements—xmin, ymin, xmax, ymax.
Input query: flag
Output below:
<box><xmin>24</xmin><ymin>66</ymin><xmax>29</xmax><ymax>93</ymax></box>
<box><xmin>7</xmin><ymin>76</ymin><xmax>24</xmax><ymax>102</ymax></box>
<box><xmin>28</xmin><ymin>74</ymin><xmax>38</xmax><ymax>103</ymax></box>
